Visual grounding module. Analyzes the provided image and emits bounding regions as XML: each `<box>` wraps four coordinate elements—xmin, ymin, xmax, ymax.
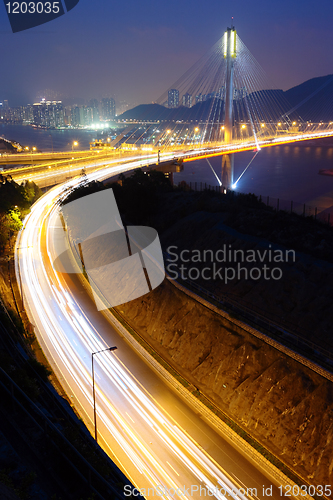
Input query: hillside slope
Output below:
<box><xmin>116</xmin><ymin>278</ymin><xmax>333</xmax><ymax>485</ymax></box>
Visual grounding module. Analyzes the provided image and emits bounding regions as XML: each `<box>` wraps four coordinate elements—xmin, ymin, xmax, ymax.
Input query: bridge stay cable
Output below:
<box><xmin>117</xmin><ymin>25</ymin><xmax>333</xmax><ymax>187</ymax></box>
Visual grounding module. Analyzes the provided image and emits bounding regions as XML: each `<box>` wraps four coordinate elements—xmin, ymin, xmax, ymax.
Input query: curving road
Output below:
<box><xmin>5</xmin><ymin>128</ymin><xmax>333</xmax><ymax>189</ymax></box>
<box><xmin>16</xmin><ymin>158</ymin><xmax>301</xmax><ymax>500</ymax></box>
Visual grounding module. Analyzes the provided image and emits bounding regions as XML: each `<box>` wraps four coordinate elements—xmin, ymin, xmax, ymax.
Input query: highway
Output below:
<box><xmin>4</xmin><ymin>128</ymin><xmax>333</xmax><ymax>189</ymax></box>
<box><xmin>3</xmin><ymin>150</ymin><xmax>158</xmax><ymax>188</ymax></box>
<box><xmin>16</xmin><ymin>158</ymin><xmax>305</xmax><ymax>500</ymax></box>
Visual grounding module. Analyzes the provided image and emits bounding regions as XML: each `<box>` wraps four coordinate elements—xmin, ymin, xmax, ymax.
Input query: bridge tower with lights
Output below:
<box><xmin>221</xmin><ymin>25</ymin><xmax>236</xmax><ymax>189</ymax></box>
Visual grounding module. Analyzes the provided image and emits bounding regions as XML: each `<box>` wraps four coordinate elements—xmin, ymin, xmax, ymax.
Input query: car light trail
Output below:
<box><xmin>16</xmin><ymin>157</ymin><xmax>295</xmax><ymax>500</ymax></box>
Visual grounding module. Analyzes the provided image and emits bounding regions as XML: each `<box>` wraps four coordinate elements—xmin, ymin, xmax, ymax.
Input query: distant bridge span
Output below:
<box><xmin>2</xmin><ymin>129</ymin><xmax>333</xmax><ymax>189</ymax></box>
<box><xmin>175</xmin><ymin>129</ymin><xmax>333</xmax><ymax>163</ymax></box>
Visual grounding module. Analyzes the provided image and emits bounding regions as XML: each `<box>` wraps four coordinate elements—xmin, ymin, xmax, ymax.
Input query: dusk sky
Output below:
<box><xmin>1</xmin><ymin>0</ymin><xmax>333</xmax><ymax>108</ymax></box>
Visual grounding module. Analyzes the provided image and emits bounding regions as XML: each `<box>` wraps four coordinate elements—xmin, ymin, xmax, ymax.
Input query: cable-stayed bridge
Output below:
<box><xmin>116</xmin><ymin>25</ymin><xmax>333</xmax><ymax>188</ymax></box>
<box><xmin>2</xmin><ymin>25</ymin><xmax>333</xmax><ymax>189</ymax></box>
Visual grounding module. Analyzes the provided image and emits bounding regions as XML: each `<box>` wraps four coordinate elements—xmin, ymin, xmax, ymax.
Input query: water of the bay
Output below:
<box><xmin>174</xmin><ymin>142</ymin><xmax>333</xmax><ymax>212</ymax></box>
<box><xmin>1</xmin><ymin>124</ymin><xmax>333</xmax><ymax>211</ymax></box>
<box><xmin>0</xmin><ymin>124</ymin><xmax>104</xmax><ymax>152</ymax></box>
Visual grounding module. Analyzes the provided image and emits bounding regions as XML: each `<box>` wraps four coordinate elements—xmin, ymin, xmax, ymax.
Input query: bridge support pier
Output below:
<box><xmin>221</xmin><ymin>154</ymin><xmax>234</xmax><ymax>190</ymax></box>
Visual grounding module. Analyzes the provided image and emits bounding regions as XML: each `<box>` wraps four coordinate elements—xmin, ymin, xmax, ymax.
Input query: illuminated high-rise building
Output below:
<box><xmin>182</xmin><ymin>93</ymin><xmax>192</xmax><ymax>108</ymax></box>
<box><xmin>89</xmin><ymin>99</ymin><xmax>100</xmax><ymax>123</ymax></box>
<box><xmin>168</xmin><ymin>89</ymin><xmax>179</xmax><ymax>108</ymax></box>
<box><xmin>32</xmin><ymin>100</ymin><xmax>64</xmax><ymax>127</ymax></box>
<box><xmin>101</xmin><ymin>98</ymin><xmax>116</xmax><ymax>120</ymax></box>
<box><xmin>71</xmin><ymin>106</ymin><xmax>81</xmax><ymax>127</ymax></box>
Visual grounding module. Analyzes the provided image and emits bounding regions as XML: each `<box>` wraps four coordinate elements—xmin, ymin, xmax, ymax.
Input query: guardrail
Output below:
<box><xmin>176</xmin><ymin>181</ymin><xmax>332</xmax><ymax>225</ymax></box>
<box><xmin>164</xmin><ymin>253</ymin><xmax>333</xmax><ymax>370</ymax></box>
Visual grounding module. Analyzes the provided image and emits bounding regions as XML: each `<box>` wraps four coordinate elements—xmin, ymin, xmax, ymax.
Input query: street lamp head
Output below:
<box><xmin>92</xmin><ymin>346</ymin><xmax>118</xmax><ymax>356</ymax></box>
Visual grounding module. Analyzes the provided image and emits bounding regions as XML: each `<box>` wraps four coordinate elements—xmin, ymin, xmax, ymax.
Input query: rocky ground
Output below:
<box><xmin>116</xmin><ymin>278</ymin><xmax>333</xmax><ymax>485</ymax></box>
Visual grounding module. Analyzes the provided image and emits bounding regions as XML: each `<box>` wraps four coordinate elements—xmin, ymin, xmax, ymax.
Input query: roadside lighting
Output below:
<box><xmin>241</xmin><ymin>124</ymin><xmax>246</xmax><ymax>129</ymax></box>
<box><xmin>92</xmin><ymin>346</ymin><xmax>118</xmax><ymax>443</ymax></box>
<box><xmin>72</xmin><ymin>141</ymin><xmax>78</xmax><ymax>151</ymax></box>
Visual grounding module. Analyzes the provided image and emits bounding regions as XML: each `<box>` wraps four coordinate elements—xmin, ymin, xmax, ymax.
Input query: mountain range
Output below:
<box><xmin>117</xmin><ymin>75</ymin><xmax>333</xmax><ymax>123</ymax></box>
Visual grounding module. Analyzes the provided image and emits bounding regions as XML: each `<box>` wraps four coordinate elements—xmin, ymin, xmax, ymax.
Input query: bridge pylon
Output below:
<box><xmin>222</xmin><ymin>25</ymin><xmax>236</xmax><ymax>190</ymax></box>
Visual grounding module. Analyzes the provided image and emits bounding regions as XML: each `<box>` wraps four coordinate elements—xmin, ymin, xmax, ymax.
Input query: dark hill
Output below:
<box><xmin>118</xmin><ymin>75</ymin><xmax>333</xmax><ymax>123</ymax></box>
<box><xmin>119</xmin><ymin>90</ymin><xmax>289</xmax><ymax>123</ymax></box>
<box><xmin>118</xmin><ymin>100</ymin><xmax>227</xmax><ymax>122</ymax></box>
<box><xmin>284</xmin><ymin>74</ymin><xmax>333</xmax><ymax>121</ymax></box>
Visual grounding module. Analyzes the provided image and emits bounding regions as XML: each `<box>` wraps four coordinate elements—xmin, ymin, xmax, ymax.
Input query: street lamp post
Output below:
<box><xmin>92</xmin><ymin>346</ymin><xmax>117</xmax><ymax>443</ymax></box>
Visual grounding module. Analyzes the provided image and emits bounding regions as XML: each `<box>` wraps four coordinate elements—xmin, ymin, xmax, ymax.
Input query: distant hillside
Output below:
<box><xmin>284</xmin><ymin>74</ymin><xmax>333</xmax><ymax>121</ymax></box>
<box><xmin>118</xmin><ymin>75</ymin><xmax>333</xmax><ymax>123</ymax></box>
<box><xmin>119</xmin><ymin>90</ymin><xmax>290</xmax><ymax>123</ymax></box>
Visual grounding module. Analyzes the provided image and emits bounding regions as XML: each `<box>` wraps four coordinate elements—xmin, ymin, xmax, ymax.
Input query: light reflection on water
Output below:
<box><xmin>174</xmin><ymin>142</ymin><xmax>333</xmax><ymax>209</ymax></box>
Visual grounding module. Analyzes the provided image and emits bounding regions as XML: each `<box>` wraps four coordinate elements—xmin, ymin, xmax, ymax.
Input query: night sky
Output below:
<box><xmin>1</xmin><ymin>0</ymin><xmax>333</xmax><ymax>108</ymax></box>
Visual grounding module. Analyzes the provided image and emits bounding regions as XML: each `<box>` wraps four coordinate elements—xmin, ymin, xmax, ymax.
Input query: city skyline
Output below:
<box><xmin>0</xmin><ymin>0</ymin><xmax>333</xmax><ymax>108</ymax></box>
